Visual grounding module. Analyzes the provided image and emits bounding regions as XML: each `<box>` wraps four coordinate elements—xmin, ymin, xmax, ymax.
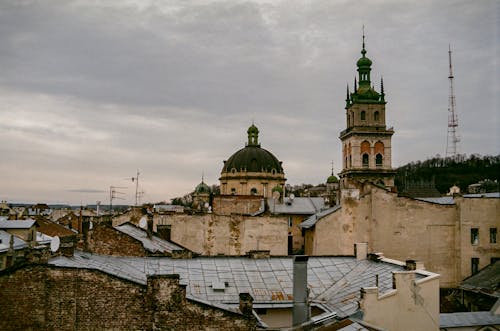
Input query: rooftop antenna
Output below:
<box><xmin>131</xmin><ymin>170</ymin><xmax>140</xmax><ymax>206</ymax></box>
<box><xmin>109</xmin><ymin>185</ymin><xmax>126</xmax><ymax>215</ymax></box>
<box><xmin>446</xmin><ymin>45</ymin><xmax>460</xmax><ymax>159</ymax></box>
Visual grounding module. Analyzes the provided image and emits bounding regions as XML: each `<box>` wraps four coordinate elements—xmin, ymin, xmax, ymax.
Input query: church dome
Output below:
<box><xmin>222</xmin><ymin>146</ymin><xmax>283</xmax><ymax>174</ymax></box>
<box><xmin>195</xmin><ymin>181</ymin><xmax>211</xmax><ymax>194</ymax></box>
<box><xmin>327</xmin><ymin>174</ymin><xmax>339</xmax><ymax>183</ymax></box>
<box><xmin>356</xmin><ymin>56</ymin><xmax>372</xmax><ymax>67</ymax></box>
<box><xmin>222</xmin><ymin>124</ymin><xmax>284</xmax><ymax>174</ymax></box>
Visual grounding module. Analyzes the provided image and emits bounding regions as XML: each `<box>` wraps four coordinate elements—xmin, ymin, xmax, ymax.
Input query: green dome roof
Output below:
<box><xmin>356</xmin><ymin>56</ymin><xmax>372</xmax><ymax>67</ymax></box>
<box><xmin>222</xmin><ymin>146</ymin><xmax>283</xmax><ymax>174</ymax></box>
<box><xmin>195</xmin><ymin>181</ymin><xmax>211</xmax><ymax>194</ymax></box>
<box><xmin>327</xmin><ymin>175</ymin><xmax>339</xmax><ymax>183</ymax></box>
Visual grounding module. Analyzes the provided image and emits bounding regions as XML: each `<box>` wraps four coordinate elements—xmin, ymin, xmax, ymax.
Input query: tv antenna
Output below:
<box><xmin>446</xmin><ymin>45</ymin><xmax>460</xmax><ymax>158</ymax></box>
<box><xmin>109</xmin><ymin>185</ymin><xmax>127</xmax><ymax>214</ymax></box>
<box><xmin>130</xmin><ymin>170</ymin><xmax>142</xmax><ymax>206</ymax></box>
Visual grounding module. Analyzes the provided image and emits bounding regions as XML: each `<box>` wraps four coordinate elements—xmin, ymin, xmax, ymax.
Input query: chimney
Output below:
<box><xmin>146</xmin><ymin>213</ymin><xmax>153</xmax><ymax>239</ymax></box>
<box><xmin>239</xmin><ymin>293</ymin><xmax>254</xmax><ymax>316</ymax></box>
<box><xmin>354</xmin><ymin>242</ymin><xmax>368</xmax><ymax>260</ymax></box>
<box><xmin>405</xmin><ymin>260</ymin><xmax>425</xmax><ymax>270</ymax></box>
<box><xmin>293</xmin><ymin>255</ymin><xmax>309</xmax><ymax>326</ymax></box>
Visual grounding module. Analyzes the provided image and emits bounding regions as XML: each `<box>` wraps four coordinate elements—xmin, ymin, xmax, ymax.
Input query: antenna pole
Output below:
<box><xmin>135</xmin><ymin>170</ymin><xmax>140</xmax><ymax>206</ymax></box>
<box><xmin>446</xmin><ymin>45</ymin><xmax>460</xmax><ymax>158</ymax></box>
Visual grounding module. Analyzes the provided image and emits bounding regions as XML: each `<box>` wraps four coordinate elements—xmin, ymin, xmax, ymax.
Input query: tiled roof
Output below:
<box><xmin>0</xmin><ymin>230</ymin><xmax>28</xmax><ymax>252</ymax></box>
<box><xmin>440</xmin><ymin>311</ymin><xmax>500</xmax><ymax>328</ymax></box>
<box><xmin>300</xmin><ymin>205</ymin><xmax>341</xmax><ymax>229</ymax></box>
<box><xmin>114</xmin><ymin>223</ymin><xmax>184</xmax><ymax>253</ymax></box>
<box><xmin>49</xmin><ymin>252</ymin><xmax>428</xmax><ymax>318</ymax></box>
<box><xmin>267</xmin><ymin>197</ymin><xmax>325</xmax><ymax>215</ymax></box>
<box><xmin>0</xmin><ymin>219</ymin><xmax>36</xmax><ymax>229</ymax></box>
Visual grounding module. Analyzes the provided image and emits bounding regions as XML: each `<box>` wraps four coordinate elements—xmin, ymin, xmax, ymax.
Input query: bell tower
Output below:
<box><xmin>339</xmin><ymin>33</ymin><xmax>395</xmax><ymax>189</ymax></box>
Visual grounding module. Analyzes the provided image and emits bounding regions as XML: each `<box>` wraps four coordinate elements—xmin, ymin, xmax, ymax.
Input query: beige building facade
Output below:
<box><xmin>302</xmin><ymin>184</ymin><xmax>500</xmax><ymax>287</ymax></box>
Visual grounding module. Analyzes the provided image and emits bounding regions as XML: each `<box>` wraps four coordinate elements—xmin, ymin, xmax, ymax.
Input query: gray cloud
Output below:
<box><xmin>0</xmin><ymin>0</ymin><xmax>498</xmax><ymax>204</ymax></box>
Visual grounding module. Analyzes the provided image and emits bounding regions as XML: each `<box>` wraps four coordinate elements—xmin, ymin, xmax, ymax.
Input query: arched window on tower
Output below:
<box><xmin>362</xmin><ymin>154</ymin><xmax>369</xmax><ymax>167</ymax></box>
<box><xmin>376</xmin><ymin>153</ymin><xmax>383</xmax><ymax>167</ymax></box>
<box><xmin>250</xmin><ymin>188</ymin><xmax>257</xmax><ymax>195</ymax></box>
<box><xmin>374</xmin><ymin>111</ymin><xmax>380</xmax><ymax>122</ymax></box>
<box><xmin>360</xmin><ymin>111</ymin><xmax>366</xmax><ymax>121</ymax></box>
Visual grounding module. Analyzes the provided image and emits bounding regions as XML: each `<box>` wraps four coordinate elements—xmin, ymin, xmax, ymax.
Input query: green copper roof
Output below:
<box><xmin>195</xmin><ymin>181</ymin><xmax>211</xmax><ymax>194</ymax></box>
<box><xmin>327</xmin><ymin>175</ymin><xmax>339</xmax><ymax>183</ymax></box>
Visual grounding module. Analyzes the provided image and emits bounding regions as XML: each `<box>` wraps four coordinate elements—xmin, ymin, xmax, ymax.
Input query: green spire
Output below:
<box><xmin>345</xmin><ymin>84</ymin><xmax>350</xmax><ymax>107</ymax></box>
<box><xmin>247</xmin><ymin>124</ymin><xmax>260</xmax><ymax>147</ymax></box>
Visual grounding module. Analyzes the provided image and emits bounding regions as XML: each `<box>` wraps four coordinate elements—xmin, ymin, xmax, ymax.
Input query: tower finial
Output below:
<box><xmin>361</xmin><ymin>25</ymin><xmax>366</xmax><ymax>57</ymax></box>
<box><xmin>354</xmin><ymin>77</ymin><xmax>357</xmax><ymax>92</ymax></box>
<box><xmin>202</xmin><ymin>171</ymin><xmax>204</xmax><ymax>183</ymax></box>
<box><xmin>331</xmin><ymin>160</ymin><xmax>334</xmax><ymax>176</ymax></box>
<box><xmin>345</xmin><ymin>84</ymin><xmax>350</xmax><ymax>107</ymax></box>
<box><xmin>380</xmin><ymin>77</ymin><xmax>385</xmax><ymax>101</ymax></box>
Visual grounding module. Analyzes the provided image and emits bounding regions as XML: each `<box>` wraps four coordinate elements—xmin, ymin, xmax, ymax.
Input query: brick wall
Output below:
<box><xmin>0</xmin><ymin>265</ymin><xmax>257</xmax><ymax>330</ymax></box>
<box><xmin>86</xmin><ymin>223</ymin><xmax>147</xmax><ymax>257</ymax></box>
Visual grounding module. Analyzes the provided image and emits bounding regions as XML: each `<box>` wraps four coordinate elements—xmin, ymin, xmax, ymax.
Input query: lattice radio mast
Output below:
<box><xmin>446</xmin><ymin>45</ymin><xmax>460</xmax><ymax>158</ymax></box>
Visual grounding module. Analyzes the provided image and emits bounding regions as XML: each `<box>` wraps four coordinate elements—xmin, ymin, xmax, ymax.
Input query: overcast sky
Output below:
<box><xmin>1</xmin><ymin>0</ymin><xmax>498</xmax><ymax>205</ymax></box>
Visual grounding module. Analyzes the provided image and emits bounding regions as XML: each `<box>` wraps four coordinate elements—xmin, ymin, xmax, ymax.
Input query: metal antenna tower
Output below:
<box><xmin>131</xmin><ymin>170</ymin><xmax>140</xmax><ymax>206</ymax></box>
<box><xmin>446</xmin><ymin>45</ymin><xmax>460</xmax><ymax>158</ymax></box>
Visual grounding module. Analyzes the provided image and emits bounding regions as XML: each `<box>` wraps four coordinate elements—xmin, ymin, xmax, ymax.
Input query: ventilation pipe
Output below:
<box><xmin>293</xmin><ymin>255</ymin><xmax>310</xmax><ymax>326</ymax></box>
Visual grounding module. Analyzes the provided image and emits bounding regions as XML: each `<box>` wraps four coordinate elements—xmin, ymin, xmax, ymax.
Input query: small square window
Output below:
<box><xmin>288</xmin><ymin>217</ymin><xmax>293</xmax><ymax>228</ymax></box>
<box><xmin>471</xmin><ymin>228</ymin><xmax>479</xmax><ymax>245</ymax></box>
<box><xmin>490</xmin><ymin>228</ymin><xmax>497</xmax><ymax>244</ymax></box>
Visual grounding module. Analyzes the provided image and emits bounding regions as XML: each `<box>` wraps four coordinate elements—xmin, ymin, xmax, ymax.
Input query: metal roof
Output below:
<box><xmin>463</xmin><ymin>192</ymin><xmax>500</xmax><ymax>198</ymax></box>
<box><xmin>0</xmin><ymin>219</ymin><xmax>36</xmax><ymax>229</ymax></box>
<box><xmin>267</xmin><ymin>197</ymin><xmax>325</xmax><ymax>215</ymax></box>
<box><xmin>300</xmin><ymin>205</ymin><xmax>341</xmax><ymax>229</ymax></box>
<box><xmin>0</xmin><ymin>230</ymin><xmax>28</xmax><ymax>252</ymax></box>
<box><xmin>414</xmin><ymin>196</ymin><xmax>455</xmax><ymax>205</ymax></box>
<box><xmin>440</xmin><ymin>311</ymin><xmax>500</xmax><ymax>328</ymax></box>
<box><xmin>460</xmin><ymin>261</ymin><xmax>500</xmax><ymax>298</ymax></box>
<box><xmin>114</xmin><ymin>223</ymin><xmax>183</xmax><ymax>253</ymax></box>
<box><xmin>49</xmin><ymin>252</ymin><xmax>428</xmax><ymax>318</ymax></box>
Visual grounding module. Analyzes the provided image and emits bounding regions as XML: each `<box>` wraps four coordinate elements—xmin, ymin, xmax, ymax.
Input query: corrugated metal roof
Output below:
<box><xmin>440</xmin><ymin>311</ymin><xmax>500</xmax><ymax>327</ymax></box>
<box><xmin>0</xmin><ymin>230</ymin><xmax>28</xmax><ymax>252</ymax></box>
<box><xmin>114</xmin><ymin>223</ymin><xmax>183</xmax><ymax>253</ymax></box>
<box><xmin>48</xmin><ymin>252</ymin><xmax>428</xmax><ymax>319</ymax></box>
<box><xmin>267</xmin><ymin>197</ymin><xmax>325</xmax><ymax>215</ymax></box>
<box><xmin>300</xmin><ymin>205</ymin><xmax>341</xmax><ymax>229</ymax></box>
<box><xmin>0</xmin><ymin>219</ymin><xmax>36</xmax><ymax>229</ymax></box>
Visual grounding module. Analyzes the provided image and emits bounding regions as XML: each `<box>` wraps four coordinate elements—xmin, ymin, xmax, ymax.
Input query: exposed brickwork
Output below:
<box><xmin>86</xmin><ymin>223</ymin><xmax>147</xmax><ymax>257</ymax></box>
<box><xmin>0</xmin><ymin>265</ymin><xmax>257</xmax><ymax>330</ymax></box>
<box><xmin>212</xmin><ymin>195</ymin><xmax>262</xmax><ymax>215</ymax></box>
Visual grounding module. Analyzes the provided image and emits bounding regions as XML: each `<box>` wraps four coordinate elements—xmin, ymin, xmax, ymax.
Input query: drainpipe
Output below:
<box><xmin>293</xmin><ymin>255</ymin><xmax>309</xmax><ymax>326</ymax></box>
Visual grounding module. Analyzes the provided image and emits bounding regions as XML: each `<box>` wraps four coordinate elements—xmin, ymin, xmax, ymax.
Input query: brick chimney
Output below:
<box><xmin>239</xmin><ymin>293</ymin><xmax>254</xmax><ymax>316</ymax></box>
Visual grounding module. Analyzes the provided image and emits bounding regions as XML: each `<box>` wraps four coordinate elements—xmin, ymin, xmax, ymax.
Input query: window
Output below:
<box><xmin>250</xmin><ymin>188</ymin><xmax>257</xmax><ymax>195</ymax></box>
<box><xmin>288</xmin><ymin>217</ymin><xmax>293</xmax><ymax>227</ymax></box>
<box><xmin>491</xmin><ymin>257</ymin><xmax>500</xmax><ymax>264</ymax></box>
<box><xmin>376</xmin><ymin>153</ymin><xmax>383</xmax><ymax>167</ymax></box>
<box><xmin>490</xmin><ymin>228</ymin><xmax>497</xmax><ymax>244</ymax></box>
<box><xmin>471</xmin><ymin>257</ymin><xmax>479</xmax><ymax>275</ymax></box>
<box><xmin>360</xmin><ymin>111</ymin><xmax>366</xmax><ymax>121</ymax></box>
<box><xmin>374</xmin><ymin>111</ymin><xmax>380</xmax><ymax>121</ymax></box>
<box><xmin>471</xmin><ymin>228</ymin><xmax>479</xmax><ymax>245</ymax></box>
<box><xmin>230</xmin><ymin>188</ymin><xmax>236</xmax><ymax>195</ymax></box>
<box><xmin>362</xmin><ymin>154</ymin><xmax>369</xmax><ymax>167</ymax></box>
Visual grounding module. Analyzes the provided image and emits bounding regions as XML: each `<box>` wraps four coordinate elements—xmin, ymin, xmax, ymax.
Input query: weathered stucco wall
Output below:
<box><xmin>157</xmin><ymin>214</ymin><xmax>288</xmax><ymax>256</ymax></box>
<box><xmin>0</xmin><ymin>265</ymin><xmax>257</xmax><ymax>330</ymax></box>
<box><xmin>308</xmin><ymin>186</ymin><xmax>463</xmax><ymax>287</ymax></box>
<box><xmin>457</xmin><ymin>196</ymin><xmax>500</xmax><ymax>280</ymax></box>
<box><xmin>360</xmin><ymin>271</ymin><xmax>440</xmax><ymax>331</ymax></box>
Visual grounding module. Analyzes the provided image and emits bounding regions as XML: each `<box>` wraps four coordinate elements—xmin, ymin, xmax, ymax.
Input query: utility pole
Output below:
<box><xmin>446</xmin><ymin>45</ymin><xmax>460</xmax><ymax>159</ymax></box>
